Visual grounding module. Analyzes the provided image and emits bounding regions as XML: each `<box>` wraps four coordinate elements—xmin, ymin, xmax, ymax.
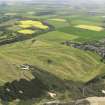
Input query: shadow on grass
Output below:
<box><xmin>0</xmin><ymin>65</ymin><xmax>104</xmax><ymax>104</ymax></box>
<box><xmin>0</xmin><ymin>66</ymin><xmax>83</xmax><ymax>104</ymax></box>
<box><xmin>0</xmin><ymin>78</ymin><xmax>48</xmax><ymax>105</ymax></box>
<box><xmin>0</xmin><ymin>78</ymin><xmax>48</xmax><ymax>101</ymax></box>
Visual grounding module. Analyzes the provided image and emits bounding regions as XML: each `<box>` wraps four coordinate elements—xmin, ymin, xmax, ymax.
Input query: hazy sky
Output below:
<box><xmin>0</xmin><ymin>0</ymin><xmax>102</xmax><ymax>1</ymax></box>
<box><xmin>0</xmin><ymin>0</ymin><xmax>104</xmax><ymax>1</ymax></box>
<box><xmin>0</xmin><ymin>0</ymin><xmax>105</xmax><ymax>4</ymax></box>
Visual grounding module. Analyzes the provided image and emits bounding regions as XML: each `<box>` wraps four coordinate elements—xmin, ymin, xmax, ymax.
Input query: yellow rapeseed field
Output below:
<box><xmin>18</xmin><ymin>29</ymin><xmax>35</xmax><ymax>34</ymax></box>
<box><xmin>18</xmin><ymin>20</ymin><xmax>48</xmax><ymax>29</ymax></box>
<box><xmin>75</xmin><ymin>24</ymin><xmax>103</xmax><ymax>31</ymax></box>
<box><xmin>49</xmin><ymin>18</ymin><xmax>66</xmax><ymax>22</ymax></box>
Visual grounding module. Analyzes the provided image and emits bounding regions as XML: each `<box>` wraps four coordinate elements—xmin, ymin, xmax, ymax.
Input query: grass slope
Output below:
<box><xmin>0</xmin><ymin>39</ymin><xmax>102</xmax><ymax>83</ymax></box>
<box><xmin>0</xmin><ymin>31</ymin><xmax>104</xmax><ymax>103</ymax></box>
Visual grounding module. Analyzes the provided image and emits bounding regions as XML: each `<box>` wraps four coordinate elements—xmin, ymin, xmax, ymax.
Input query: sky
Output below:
<box><xmin>0</xmin><ymin>0</ymin><xmax>105</xmax><ymax>4</ymax></box>
<box><xmin>0</xmin><ymin>0</ymin><xmax>102</xmax><ymax>2</ymax></box>
<box><xmin>0</xmin><ymin>0</ymin><xmax>104</xmax><ymax>1</ymax></box>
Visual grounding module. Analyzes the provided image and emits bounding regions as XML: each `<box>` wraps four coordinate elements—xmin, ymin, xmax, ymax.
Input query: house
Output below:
<box><xmin>47</xmin><ymin>92</ymin><xmax>57</xmax><ymax>98</ymax></box>
<box><xmin>20</xmin><ymin>64</ymin><xmax>30</xmax><ymax>71</ymax></box>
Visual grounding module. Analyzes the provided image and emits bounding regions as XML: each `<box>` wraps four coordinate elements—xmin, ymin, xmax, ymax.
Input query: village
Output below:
<box><xmin>62</xmin><ymin>39</ymin><xmax>105</xmax><ymax>62</ymax></box>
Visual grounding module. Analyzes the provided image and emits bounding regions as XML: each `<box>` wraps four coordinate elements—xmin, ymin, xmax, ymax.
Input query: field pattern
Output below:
<box><xmin>0</xmin><ymin>3</ymin><xmax>105</xmax><ymax>105</ymax></box>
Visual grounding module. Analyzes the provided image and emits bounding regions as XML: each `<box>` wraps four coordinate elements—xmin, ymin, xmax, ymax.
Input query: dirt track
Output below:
<box><xmin>44</xmin><ymin>97</ymin><xmax>105</xmax><ymax>105</ymax></box>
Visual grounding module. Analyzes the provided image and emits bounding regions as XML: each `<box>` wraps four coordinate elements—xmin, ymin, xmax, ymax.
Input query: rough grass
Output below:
<box><xmin>0</xmin><ymin>36</ymin><xmax>103</xmax><ymax>83</ymax></box>
<box><xmin>0</xmin><ymin>36</ymin><xmax>104</xmax><ymax>105</ymax></box>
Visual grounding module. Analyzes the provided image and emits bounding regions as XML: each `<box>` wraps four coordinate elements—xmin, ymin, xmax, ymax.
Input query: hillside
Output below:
<box><xmin>0</xmin><ymin>2</ymin><xmax>105</xmax><ymax>105</ymax></box>
<box><xmin>0</xmin><ymin>30</ymin><xmax>104</xmax><ymax>104</ymax></box>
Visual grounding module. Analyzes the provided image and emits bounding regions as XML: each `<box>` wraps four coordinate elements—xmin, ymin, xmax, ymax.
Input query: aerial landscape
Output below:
<box><xmin>0</xmin><ymin>0</ymin><xmax>105</xmax><ymax>105</ymax></box>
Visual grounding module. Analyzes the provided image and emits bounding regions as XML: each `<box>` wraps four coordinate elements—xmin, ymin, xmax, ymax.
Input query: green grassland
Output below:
<box><xmin>35</xmin><ymin>31</ymin><xmax>78</xmax><ymax>42</ymax></box>
<box><xmin>59</xmin><ymin>26</ymin><xmax>105</xmax><ymax>42</ymax></box>
<box><xmin>46</xmin><ymin>19</ymin><xmax>69</xmax><ymax>28</ymax></box>
<box><xmin>0</xmin><ymin>4</ymin><xmax>105</xmax><ymax>105</ymax></box>
<box><xmin>66</xmin><ymin>15</ymin><xmax>103</xmax><ymax>25</ymax></box>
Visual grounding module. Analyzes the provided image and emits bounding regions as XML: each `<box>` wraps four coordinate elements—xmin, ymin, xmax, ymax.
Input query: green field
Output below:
<box><xmin>59</xmin><ymin>26</ymin><xmax>105</xmax><ymax>42</ymax></box>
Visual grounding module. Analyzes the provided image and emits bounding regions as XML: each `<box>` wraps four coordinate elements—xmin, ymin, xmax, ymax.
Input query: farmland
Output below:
<box><xmin>48</xmin><ymin>18</ymin><xmax>66</xmax><ymax>22</ymax></box>
<box><xmin>17</xmin><ymin>29</ymin><xmax>35</xmax><ymax>34</ymax></box>
<box><xmin>18</xmin><ymin>20</ymin><xmax>49</xmax><ymax>30</ymax></box>
<box><xmin>59</xmin><ymin>26</ymin><xmax>105</xmax><ymax>42</ymax></box>
<box><xmin>75</xmin><ymin>24</ymin><xmax>103</xmax><ymax>31</ymax></box>
<box><xmin>0</xmin><ymin>1</ymin><xmax>105</xmax><ymax>105</ymax></box>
